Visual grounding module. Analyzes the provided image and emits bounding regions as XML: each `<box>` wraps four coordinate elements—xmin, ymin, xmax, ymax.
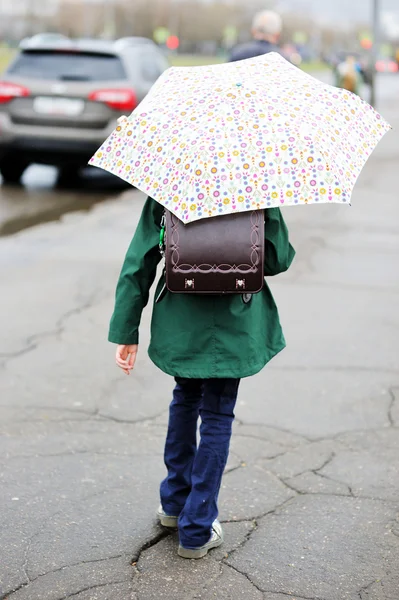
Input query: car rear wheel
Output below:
<box><xmin>0</xmin><ymin>156</ymin><xmax>29</xmax><ymax>185</ymax></box>
<box><xmin>57</xmin><ymin>165</ymin><xmax>83</xmax><ymax>188</ymax></box>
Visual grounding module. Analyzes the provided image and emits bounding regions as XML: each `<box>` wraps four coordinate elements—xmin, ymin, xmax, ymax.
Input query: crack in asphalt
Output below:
<box><xmin>311</xmin><ymin>424</ymin><xmax>399</xmax><ymax>445</ymax></box>
<box><xmin>387</xmin><ymin>387</ymin><xmax>398</xmax><ymax>427</ymax></box>
<box><xmin>311</xmin><ymin>470</ymin><xmax>354</xmax><ymax>497</ymax></box>
<box><xmin>265</xmin><ymin>451</ymin><xmax>395</xmax><ymax>502</ymax></box>
<box><xmin>20</xmin><ymin>536</ymin><xmax>32</xmax><ymax>585</ymax></box>
<box><xmin>234</xmin><ymin>431</ymin><xmax>307</xmax><ymax>448</ymax></box>
<box><xmin>0</xmin><ymin>532</ymin><xmax>36</xmax><ymax>599</ymax></box>
<box><xmin>131</xmin><ymin>527</ymin><xmax>173</xmax><ymax>568</ymax></box>
<box><xmin>310</xmin><ymin>452</ymin><xmax>355</xmax><ymax>497</ymax></box>
<box><xmin>257</xmin><ymin>452</ymin><xmax>337</xmax><ymax>496</ymax></box>
<box><xmin>0</xmin><ymin>287</ymin><xmax>104</xmax><ymax>367</ymax></box>
<box><xmin>275</xmin><ymin>449</ymin><xmax>395</xmax><ymax>502</ymax></box>
<box><xmin>221</xmin><ymin>563</ymin><xmax>326</xmax><ymax>600</ymax></box>
<box><xmin>130</xmin><ymin>500</ymin><xmax>300</xmax><ymax>597</ymax></box>
<box><xmin>0</xmin><ymin>405</ymin><xmax>99</xmax><ymax>416</ymax></box>
<box><xmin>262</xmin><ymin>593</ymin><xmax>326</xmax><ymax>600</ymax></box>
<box><xmin>3</xmin><ymin>417</ymin><xmax>99</xmax><ymax>425</ymax></box>
<box><xmin>222</xmin><ymin>562</ymin><xmax>264</xmax><ymax>593</ymax></box>
<box><xmin>279</xmin><ymin>477</ymin><xmax>305</xmax><ymax>495</ymax></box>
<box><xmin>1</xmin><ymin>408</ymin><xmax>169</xmax><ymax>435</ymax></box>
<box><xmin>221</xmin><ymin>497</ymin><xmax>298</xmax><ymax>529</ymax></box>
<box><xmin>0</xmin><ymin>535</ymin><xmax>35</xmax><ymax>598</ymax></box>
<box><xmin>223</xmin><ymin>461</ymin><xmax>247</xmax><ymax>475</ymax></box>
<box><xmin>2</xmin><ymin>487</ymin><xmax>132</xmax><ymax>592</ymax></box>
<box><xmin>97</xmin><ymin>409</ymin><xmax>168</xmax><ymax>426</ymax></box>
<box><xmin>234</xmin><ymin>419</ymin><xmax>315</xmax><ymax>444</ymax></box>
<box><xmin>283</xmin><ymin>477</ymin><xmax>376</xmax><ymax>503</ymax></box>
<box><xmin>0</xmin><ymin>584</ymin><xmax>27</xmax><ymax>600</ymax></box>
<box><xmin>1</xmin><ymin>541</ymin><xmax>137</xmax><ymax>598</ymax></box>
<box><xmin>358</xmin><ymin>579</ymin><xmax>379</xmax><ymax>599</ymax></box>
<box><xmin>55</xmin><ymin>578</ymin><xmax>132</xmax><ymax>600</ymax></box>
<box><xmin>220</xmin><ymin>516</ymin><xmax>260</xmax><ymax>524</ymax></box>
<box><xmin>224</xmin><ymin>519</ymin><xmax>257</xmax><ymax>557</ymax></box>
<box><xmin>0</xmin><ymin>403</ymin><xmax>169</xmax><ymax>429</ymax></box>
<box><xmin>278</xmin><ymin>483</ymin><xmax>397</xmax><ymax>503</ymax></box>
<box><xmin>1</xmin><ymin>553</ymin><xmax>129</xmax><ymax>599</ymax></box>
<box><xmin>313</xmin><ymin>452</ymin><xmax>335</xmax><ymax>473</ymax></box>
<box><xmin>218</xmin><ymin>497</ymin><xmax>298</xmax><ymax>580</ymax></box>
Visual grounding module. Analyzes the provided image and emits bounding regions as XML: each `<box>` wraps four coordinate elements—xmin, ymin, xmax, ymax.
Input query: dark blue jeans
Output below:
<box><xmin>160</xmin><ymin>377</ymin><xmax>240</xmax><ymax>549</ymax></box>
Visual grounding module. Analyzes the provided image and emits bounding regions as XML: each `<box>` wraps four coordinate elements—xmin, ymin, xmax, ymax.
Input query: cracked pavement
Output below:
<box><xmin>1</xmin><ymin>102</ymin><xmax>399</xmax><ymax>600</ymax></box>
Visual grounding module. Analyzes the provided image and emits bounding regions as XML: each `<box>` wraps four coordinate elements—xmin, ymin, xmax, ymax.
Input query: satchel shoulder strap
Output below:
<box><xmin>159</xmin><ymin>211</ymin><xmax>166</xmax><ymax>257</ymax></box>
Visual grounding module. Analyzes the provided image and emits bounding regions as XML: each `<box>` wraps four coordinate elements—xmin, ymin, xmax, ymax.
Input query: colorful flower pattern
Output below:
<box><xmin>90</xmin><ymin>53</ymin><xmax>391</xmax><ymax>223</ymax></box>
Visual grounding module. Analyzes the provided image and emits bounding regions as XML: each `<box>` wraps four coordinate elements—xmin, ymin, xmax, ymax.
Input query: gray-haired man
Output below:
<box><xmin>229</xmin><ymin>10</ymin><xmax>283</xmax><ymax>62</ymax></box>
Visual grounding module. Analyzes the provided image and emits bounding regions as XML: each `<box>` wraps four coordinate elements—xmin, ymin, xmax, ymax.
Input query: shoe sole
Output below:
<box><xmin>178</xmin><ymin>537</ymin><xmax>223</xmax><ymax>559</ymax></box>
<box><xmin>158</xmin><ymin>514</ymin><xmax>178</xmax><ymax>529</ymax></box>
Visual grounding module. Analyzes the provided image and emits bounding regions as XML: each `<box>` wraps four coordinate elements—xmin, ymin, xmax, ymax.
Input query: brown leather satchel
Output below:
<box><xmin>164</xmin><ymin>210</ymin><xmax>265</xmax><ymax>294</ymax></box>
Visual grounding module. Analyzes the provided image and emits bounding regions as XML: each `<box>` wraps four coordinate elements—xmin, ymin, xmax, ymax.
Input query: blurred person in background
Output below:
<box><xmin>335</xmin><ymin>55</ymin><xmax>362</xmax><ymax>96</ymax></box>
<box><xmin>229</xmin><ymin>10</ymin><xmax>283</xmax><ymax>62</ymax></box>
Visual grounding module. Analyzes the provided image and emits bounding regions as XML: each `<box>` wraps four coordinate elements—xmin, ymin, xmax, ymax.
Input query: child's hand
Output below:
<box><xmin>115</xmin><ymin>344</ymin><xmax>138</xmax><ymax>375</ymax></box>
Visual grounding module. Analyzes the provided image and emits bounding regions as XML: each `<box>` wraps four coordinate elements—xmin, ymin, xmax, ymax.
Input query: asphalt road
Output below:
<box><xmin>1</xmin><ymin>105</ymin><xmax>398</xmax><ymax>599</ymax></box>
<box><xmin>0</xmin><ymin>72</ymin><xmax>398</xmax><ymax>237</ymax></box>
<box><xmin>0</xmin><ymin>68</ymin><xmax>398</xmax><ymax>600</ymax></box>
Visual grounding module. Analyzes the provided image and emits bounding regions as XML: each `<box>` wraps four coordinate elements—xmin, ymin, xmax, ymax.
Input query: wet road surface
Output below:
<box><xmin>0</xmin><ymin>165</ymin><xmax>130</xmax><ymax>236</ymax></box>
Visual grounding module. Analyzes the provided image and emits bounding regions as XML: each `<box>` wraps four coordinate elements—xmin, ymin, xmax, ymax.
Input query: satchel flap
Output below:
<box><xmin>165</xmin><ymin>210</ymin><xmax>265</xmax><ymax>293</ymax></box>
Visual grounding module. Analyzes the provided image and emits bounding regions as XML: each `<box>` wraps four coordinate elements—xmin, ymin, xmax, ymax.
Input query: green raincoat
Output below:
<box><xmin>109</xmin><ymin>196</ymin><xmax>295</xmax><ymax>379</ymax></box>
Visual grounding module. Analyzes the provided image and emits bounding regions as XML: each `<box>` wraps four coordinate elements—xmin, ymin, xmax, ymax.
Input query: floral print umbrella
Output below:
<box><xmin>90</xmin><ymin>52</ymin><xmax>391</xmax><ymax>223</ymax></box>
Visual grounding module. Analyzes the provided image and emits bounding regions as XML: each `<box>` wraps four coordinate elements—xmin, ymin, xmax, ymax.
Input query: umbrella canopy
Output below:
<box><xmin>90</xmin><ymin>53</ymin><xmax>391</xmax><ymax>223</ymax></box>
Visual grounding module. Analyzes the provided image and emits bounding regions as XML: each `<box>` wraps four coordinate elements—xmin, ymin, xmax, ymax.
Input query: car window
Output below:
<box><xmin>7</xmin><ymin>51</ymin><xmax>127</xmax><ymax>81</ymax></box>
<box><xmin>140</xmin><ymin>51</ymin><xmax>168</xmax><ymax>82</ymax></box>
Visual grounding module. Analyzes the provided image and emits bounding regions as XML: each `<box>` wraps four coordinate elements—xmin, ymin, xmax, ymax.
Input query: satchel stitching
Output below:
<box><xmin>169</xmin><ymin>210</ymin><xmax>262</xmax><ymax>274</ymax></box>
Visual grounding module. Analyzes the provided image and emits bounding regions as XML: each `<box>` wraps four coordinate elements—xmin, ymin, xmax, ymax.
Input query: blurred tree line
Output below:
<box><xmin>0</xmin><ymin>0</ymin><xmax>391</xmax><ymax>56</ymax></box>
<box><xmin>54</xmin><ymin>0</ymin><xmax>258</xmax><ymax>49</ymax></box>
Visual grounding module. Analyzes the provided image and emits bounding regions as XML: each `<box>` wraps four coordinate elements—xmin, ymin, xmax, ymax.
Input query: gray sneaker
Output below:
<box><xmin>157</xmin><ymin>504</ymin><xmax>179</xmax><ymax>529</ymax></box>
<box><xmin>178</xmin><ymin>520</ymin><xmax>224</xmax><ymax>559</ymax></box>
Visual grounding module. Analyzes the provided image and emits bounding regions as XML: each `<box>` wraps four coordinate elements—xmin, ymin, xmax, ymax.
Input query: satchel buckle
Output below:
<box><xmin>185</xmin><ymin>278</ymin><xmax>195</xmax><ymax>290</ymax></box>
<box><xmin>236</xmin><ymin>279</ymin><xmax>246</xmax><ymax>290</ymax></box>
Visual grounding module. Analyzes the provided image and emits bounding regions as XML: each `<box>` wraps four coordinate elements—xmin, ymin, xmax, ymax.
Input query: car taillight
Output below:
<box><xmin>88</xmin><ymin>88</ymin><xmax>137</xmax><ymax>112</ymax></box>
<box><xmin>0</xmin><ymin>81</ymin><xmax>30</xmax><ymax>104</ymax></box>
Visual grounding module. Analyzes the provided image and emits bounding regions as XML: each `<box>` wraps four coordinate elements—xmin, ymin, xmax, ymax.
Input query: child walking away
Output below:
<box><xmin>109</xmin><ymin>196</ymin><xmax>295</xmax><ymax>559</ymax></box>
